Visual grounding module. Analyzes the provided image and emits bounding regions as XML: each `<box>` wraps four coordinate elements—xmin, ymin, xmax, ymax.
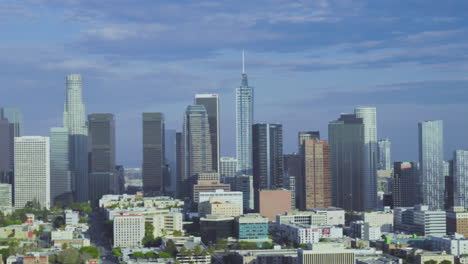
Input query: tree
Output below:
<box><xmin>298</xmin><ymin>243</ymin><xmax>308</xmax><ymax>249</ymax></box>
<box><xmin>179</xmin><ymin>246</ymin><xmax>188</xmax><ymax>256</ymax></box>
<box><xmin>440</xmin><ymin>261</ymin><xmax>452</xmax><ymax>264</ymax></box>
<box><xmin>79</xmin><ymin>246</ymin><xmax>100</xmax><ymax>258</ymax></box>
<box><xmin>261</xmin><ymin>242</ymin><xmax>273</xmax><ymax>249</ymax></box>
<box><xmin>193</xmin><ymin>245</ymin><xmax>202</xmax><ymax>255</ymax></box>
<box><xmin>133</xmin><ymin>252</ymin><xmax>145</xmax><ymax>258</ymax></box>
<box><xmin>424</xmin><ymin>261</ymin><xmax>437</xmax><ymax>264</ymax></box>
<box><xmin>173</xmin><ymin>230</ymin><xmax>183</xmax><ymax>237</ymax></box>
<box><xmin>112</xmin><ymin>248</ymin><xmax>123</xmax><ymax>257</ymax></box>
<box><xmin>165</xmin><ymin>239</ymin><xmax>177</xmax><ymax>257</ymax></box>
<box><xmin>53</xmin><ymin>216</ymin><xmax>65</xmax><ymax>228</ymax></box>
<box><xmin>158</xmin><ymin>252</ymin><xmax>172</xmax><ymax>258</ymax></box>
<box><xmin>144</xmin><ymin>251</ymin><xmax>157</xmax><ymax>259</ymax></box>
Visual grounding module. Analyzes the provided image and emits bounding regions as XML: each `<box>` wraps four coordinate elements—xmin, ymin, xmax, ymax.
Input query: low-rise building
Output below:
<box><xmin>413</xmin><ymin>205</ymin><xmax>446</xmax><ymax>237</ymax></box>
<box><xmin>198</xmin><ymin>197</ymin><xmax>242</xmax><ymax>218</ymax></box>
<box><xmin>99</xmin><ymin>193</ymin><xmax>184</xmax><ymax>210</ymax></box>
<box><xmin>230</xmin><ymin>248</ymin><xmax>298</xmax><ymax>264</ymax></box>
<box><xmin>311</xmin><ymin>207</ymin><xmax>345</xmax><ymax>226</ymax></box>
<box><xmin>235</xmin><ymin>214</ymin><xmax>269</xmax><ymax>240</ymax></box>
<box><xmin>278</xmin><ymin>222</ymin><xmax>343</xmax><ymax>245</ymax></box>
<box><xmin>415</xmin><ymin>251</ymin><xmax>454</xmax><ymax>264</ymax></box>
<box><xmin>113</xmin><ymin>214</ymin><xmax>145</xmax><ymax>248</ymax></box>
<box><xmin>51</xmin><ymin>230</ymin><xmax>73</xmax><ymax>241</ymax></box>
<box><xmin>362</xmin><ymin>210</ymin><xmax>394</xmax><ymax>233</ymax></box>
<box><xmin>258</xmin><ymin>189</ymin><xmax>292</xmax><ymax>221</ymax></box>
<box><xmin>145</xmin><ymin>211</ymin><xmax>183</xmax><ymax>237</ymax></box>
<box><xmin>200</xmin><ymin>215</ymin><xmax>234</xmax><ymax>244</ymax></box>
<box><xmin>276</xmin><ymin>211</ymin><xmax>327</xmax><ymax>226</ymax></box>
<box><xmin>430</xmin><ymin>235</ymin><xmax>468</xmax><ymax>256</ymax></box>
<box><xmin>198</xmin><ymin>189</ymin><xmax>243</xmax><ymax>213</ymax></box>
<box><xmin>65</xmin><ymin>210</ymin><xmax>79</xmax><ymax>226</ymax></box>
<box><xmin>298</xmin><ymin>243</ymin><xmax>355</xmax><ymax>264</ymax></box>
<box><xmin>176</xmin><ymin>255</ymin><xmax>211</xmax><ymax>264</ymax></box>
<box><xmin>350</xmin><ymin>221</ymin><xmax>382</xmax><ymax>241</ymax></box>
<box><xmin>447</xmin><ymin>207</ymin><xmax>468</xmax><ymax>238</ymax></box>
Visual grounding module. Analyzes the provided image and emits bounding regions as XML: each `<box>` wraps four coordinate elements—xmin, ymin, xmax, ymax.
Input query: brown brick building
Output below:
<box><xmin>447</xmin><ymin>207</ymin><xmax>468</xmax><ymax>237</ymax></box>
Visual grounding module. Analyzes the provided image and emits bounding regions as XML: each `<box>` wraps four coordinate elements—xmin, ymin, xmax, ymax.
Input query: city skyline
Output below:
<box><xmin>1</xmin><ymin>1</ymin><xmax>468</xmax><ymax>167</ymax></box>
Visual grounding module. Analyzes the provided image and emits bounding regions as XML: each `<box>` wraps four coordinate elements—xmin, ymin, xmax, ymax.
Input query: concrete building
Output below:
<box><xmin>430</xmin><ymin>235</ymin><xmax>468</xmax><ymax>256</ymax></box>
<box><xmin>220</xmin><ymin>157</ymin><xmax>238</xmax><ymax>178</ymax></box>
<box><xmin>419</xmin><ymin>120</ymin><xmax>444</xmax><ymax>210</ymax></box>
<box><xmin>65</xmin><ymin>210</ymin><xmax>79</xmax><ymax>225</ymax></box>
<box><xmin>142</xmin><ymin>112</ymin><xmax>165</xmax><ymax>196</ymax></box>
<box><xmin>198</xmin><ymin>189</ymin><xmax>243</xmax><ymax>213</ymax></box>
<box><xmin>195</xmin><ymin>94</ymin><xmax>220</xmax><ymax>172</ymax></box>
<box><xmin>14</xmin><ymin>136</ymin><xmax>50</xmax><ymax>209</ymax></box>
<box><xmin>224</xmin><ymin>174</ymin><xmax>254</xmax><ymax>210</ymax></box>
<box><xmin>0</xmin><ymin>183</ymin><xmax>12</xmax><ymax>214</ymax></box>
<box><xmin>252</xmin><ymin>123</ymin><xmax>284</xmax><ymax>190</ymax></box>
<box><xmin>393</xmin><ymin>161</ymin><xmax>420</xmax><ymax>207</ymax></box>
<box><xmin>413</xmin><ymin>205</ymin><xmax>446</xmax><ymax>237</ymax></box>
<box><xmin>258</xmin><ymin>189</ymin><xmax>291</xmax><ymax>221</ymax></box>
<box><xmin>298</xmin><ymin>243</ymin><xmax>355</xmax><ymax>264</ymax></box>
<box><xmin>329</xmin><ymin>114</ymin><xmax>365</xmax><ymax>211</ymax></box>
<box><xmin>199</xmin><ymin>197</ymin><xmax>242</xmax><ymax>217</ymax></box>
<box><xmin>378</xmin><ymin>139</ymin><xmax>391</xmax><ymax>171</ymax></box>
<box><xmin>146</xmin><ymin>211</ymin><xmax>183</xmax><ymax>237</ymax></box>
<box><xmin>362</xmin><ymin>210</ymin><xmax>394</xmax><ymax>232</ymax></box>
<box><xmin>236</xmin><ymin>53</ymin><xmax>254</xmax><ymax>175</ymax></box>
<box><xmin>192</xmin><ymin>172</ymin><xmax>230</xmax><ymax>203</ymax></box>
<box><xmin>113</xmin><ymin>214</ymin><xmax>145</xmax><ymax>248</ymax></box>
<box><xmin>300</xmin><ymin>139</ymin><xmax>331</xmax><ymax>210</ymax></box>
<box><xmin>350</xmin><ymin>221</ymin><xmax>381</xmax><ymax>241</ymax></box>
<box><xmin>63</xmin><ymin>74</ymin><xmax>89</xmax><ymax>202</ymax></box>
<box><xmin>276</xmin><ymin>211</ymin><xmax>327</xmax><ymax>226</ymax></box>
<box><xmin>311</xmin><ymin>207</ymin><xmax>345</xmax><ymax>226</ymax></box>
<box><xmin>235</xmin><ymin>213</ymin><xmax>269</xmax><ymax>240</ymax></box>
<box><xmin>447</xmin><ymin>207</ymin><xmax>468</xmax><ymax>238</ymax></box>
<box><xmin>231</xmin><ymin>249</ymin><xmax>298</xmax><ymax>264</ymax></box>
<box><xmin>415</xmin><ymin>252</ymin><xmax>454</xmax><ymax>264</ymax></box>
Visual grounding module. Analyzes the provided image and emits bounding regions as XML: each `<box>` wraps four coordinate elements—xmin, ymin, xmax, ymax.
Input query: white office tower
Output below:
<box><xmin>378</xmin><ymin>139</ymin><xmax>391</xmax><ymax>170</ymax></box>
<box><xmin>113</xmin><ymin>214</ymin><xmax>145</xmax><ymax>248</ymax></box>
<box><xmin>418</xmin><ymin>120</ymin><xmax>444</xmax><ymax>210</ymax></box>
<box><xmin>454</xmin><ymin>150</ymin><xmax>468</xmax><ymax>208</ymax></box>
<box><xmin>63</xmin><ymin>74</ymin><xmax>89</xmax><ymax>202</ymax></box>
<box><xmin>354</xmin><ymin>107</ymin><xmax>378</xmax><ymax>210</ymax></box>
<box><xmin>14</xmin><ymin>136</ymin><xmax>50</xmax><ymax>209</ymax></box>
<box><xmin>236</xmin><ymin>51</ymin><xmax>254</xmax><ymax>175</ymax></box>
<box><xmin>50</xmin><ymin>127</ymin><xmax>71</xmax><ymax>204</ymax></box>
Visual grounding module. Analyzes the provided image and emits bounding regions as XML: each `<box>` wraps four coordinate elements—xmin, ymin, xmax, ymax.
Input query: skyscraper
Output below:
<box><xmin>220</xmin><ymin>157</ymin><xmax>238</xmax><ymax>179</ymax></box>
<box><xmin>63</xmin><ymin>74</ymin><xmax>88</xmax><ymax>202</ymax></box>
<box><xmin>0</xmin><ymin>119</ymin><xmax>11</xmax><ymax>175</ymax></box>
<box><xmin>418</xmin><ymin>120</ymin><xmax>444</xmax><ymax>210</ymax></box>
<box><xmin>453</xmin><ymin>150</ymin><xmax>468</xmax><ymax>208</ymax></box>
<box><xmin>236</xmin><ymin>51</ymin><xmax>254</xmax><ymax>175</ymax></box>
<box><xmin>142</xmin><ymin>113</ymin><xmax>165</xmax><ymax>195</ymax></box>
<box><xmin>195</xmin><ymin>94</ymin><xmax>220</xmax><ymax>172</ymax></box>
<box><xmin>50</xmin><ymin>127</ymin><xmax>71</xmax><ymax>204</ymax></box>
<box><xmin>378</xmin><ymin>139</ymin><xmax>391</xmax><ymax>170</ymax></box>
<box><xmin>300</xmin><ymin>139</ymin><xmax>332</xmax><ymax>210</ymax></box>
<box><xmin>298</xmin><ymin>131</ymin><xmax>320</xmax><ymax>149</ymax></box>
<box><xmin>0</xmin><ymin>107</ymin><xmax>23</xmax><ymax>174</ymax></box>
<box><xmin>182</xmin><ymin>105</ymin><xmax>212</xmax><ymax>188</ymax></box>
<box><xmin>354</xmin><ymin>107</ymin><xmax>378</xmax><ymax>210</ymax></box>
<box><xmin>165</xmin><ymin>129</ymin><xmax>177</xmax><ymax>195</ymax></box>
<box><xmin>175</xmin><ymin>132</ymin><xmax>183</xmax><ymax>198</ymax></box>
<box><xmin>14</xmin><ymin>136</ymin><xmax>50</xmax><ymax>209</ymax></box>
<box><xmin>329</xmin><ymin>114</ymin><xmax>365</xmax><ymax>211</ymax></box>
<box><xmin>252</xmin><ymin>123</ymin><xmax>284</xmax><ymax>190</ymax></box>
<box><xmin>392</xmin><ymin>161</ymin><xmax>420</xmax><ymax>207</ymax></box>
<box><xmin>88</xmin><ymin>114</ymin><xmax>116</xmax><ymax>172</ymax></box>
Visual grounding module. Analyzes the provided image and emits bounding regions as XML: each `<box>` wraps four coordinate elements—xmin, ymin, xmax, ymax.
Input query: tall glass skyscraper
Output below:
<box><xmin>50</xmin><ymin>127</ymin><xmax>71</xmax><ymax>204</ymax></box>
<box><xmin>236</xmin><ymin>52</ymin><xmax>253</xmax><ymax>175</ymax></box>
<box><xmin>1</xmin><ymin>107</ymin><xmax>24</xmax><ymax>173</ymax></box>
<box><xmin>378</xmin><ymin>139</ymin><xmax>391</xmax><ymax>170</ymax></box>
<box><xmin>418</xmin><ymin>120</ymin><xmax>444</xmax><ymax>210</ymax></box>
<box><xmin>195</xmin><ymin>94</ymin><xmax>220</xmax><ymax>172</ymax></box>
<box><xmin>329</xmin><ymin>114</ymin><xmax>365</xmax><ymax>211</ymax></box>
<box><xmin>182</xmin><ymin>105</ymin><xmax>212</xmax><ymax>183</ymax></box>
<box><xmin>88</xmin><ymin>113</ymin><xmax>116</xmax><ymax>173</ymax></box>
<box><xmin>165</xmin><ymin>129</ymin><xmax>177</xmax><ymax>194</ymax></box>
<box><xmin>355</xmin><ymin>107</ymin><xmax>378</xmax><ymax>211</ymax></box>
<box><xmin>142</xmin><ymin>113</ymin><xmax>165</xmax><ymax>196</ymax></box>
<box><xmin>252</xmin><ymin>123</ymin><xmax>284</xmax><ymax>190</ymax></box>
<box><xmin>453</xmin><ymin>150</ymin><xmax>468</xmax><ymax>208</ymax></box>
<box><xmin>63</xmin><ymin>74</ymin><xmax>89</xmax><ymax>202</ymax></box>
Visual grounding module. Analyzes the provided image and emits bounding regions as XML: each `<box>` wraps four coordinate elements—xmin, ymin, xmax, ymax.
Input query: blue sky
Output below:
<box><xmin>1</xmin><ymin>0</ymin><xmax>468</xmax><ymax>167</ymax></box>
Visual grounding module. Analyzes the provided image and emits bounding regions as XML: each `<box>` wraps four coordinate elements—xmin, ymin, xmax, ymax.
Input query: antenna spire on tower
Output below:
<box><xmin>242</xmin><ymin>49</ymin><xmax>245</xmax><ymax>74</ymax></box>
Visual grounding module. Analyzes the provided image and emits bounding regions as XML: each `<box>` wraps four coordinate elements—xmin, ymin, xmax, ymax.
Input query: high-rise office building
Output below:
<box><xmin>252</xmin><ymin>123</ymin><xmax>284</xmax><ymax>190</ymax></box>
<box><xmin>392</xmin><ymin>161</ymin><xmax>419</xmax><ymax>208</ymax></box>
<box><xmin>236</xmin><ymin>52</ymin><xmax>254</xmax><ymax>175</ymax></box>
<box><xmin>50</xmin><ymin>127</ymin><xmax>71</xmax><ymax>204</ymax></box>
<box><xmin>142</xmin><ymin>113</ymin><xmax>165</xmax><ymax>195</ymax></box>
<box><xmin>175</xmin><ymin>132</ymin><xmax>183</xmax><ymax>198</ymax></box>
<box><xmin>0</xmin><ymin>119</ymin><xmax>11</xmax><ymax>174</ymax></box>
<box><xmin>418</xmin><ymin>120</ymin><xmax>444</xmax><ymax>210</ymax></box>
<box><xmin>378</xmin><ymin>139</ymin><xmax>391</xmax><ymax>170</ymax></box>
<box><xmin>165</xmin><ymin>129</ymin><xmax>177</xmax><ymax>195</ymax></box>
<box><xmin>63</xmin><ymin>74</ymin><xmax>88</xmax><ymax>202</ymax></box>
<box><xmin>88</xmin><ymin>114</ymin><xmax>115</xmax><ymax>173</ymax></box>
<box><xmin>181</xmin><ymin>105</ymin><xmax>212</xmax><ymax>196</ymax></box>
<box><xmin>195</xmin><ymin>94</ymin><xmax>220</xmax><ymax>172</ymax></box>
<box><xmin>0</xmin><ymin>108</ymin><xmax>23</xmax><ymax>137</ymax></box>
<box><xmin>354</xmin><ymin>107</ymin><xmax>378</xmax><ymax>211</ymax></box>
<box><xmin>300</xmin><ymin>139</ymin><xmax>332</xmax><ymax>210</ymax></box>
<box><xmin>298</xmin><ymin>131</ymin><xmax>320</xmax><ymax>149</ymax></box>
<box><xmin>329</xmin><ymin>114</ymin><xmax>365</xmax><ymax>211</ymax></box>
<box><xmin>0</xmin><ymin>107</ymin><xmax>23</xmax><ymax>176</ymax></box>
<box><xmin>220</xmin><ymin>157</ymin><xmax>238</xmax><ymax>179</ymax></box>
<box><xmin>14</xmin><ymin>136</ymin><xmax>50</xmax><ymax>209</ymax></box>
<box><xmin>454</xmin><ymin>150</ymin><xmax>468</xmax><ymax>208</ymax></box>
